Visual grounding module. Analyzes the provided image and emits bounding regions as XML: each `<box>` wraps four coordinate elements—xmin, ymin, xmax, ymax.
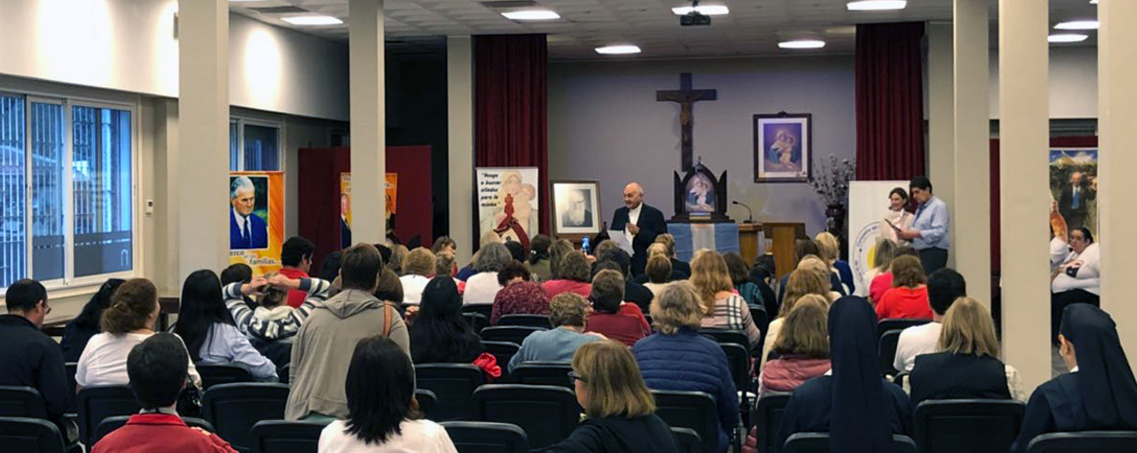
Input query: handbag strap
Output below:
<box><xmin>382</xmin><ymin>303</ymin><xmax>393</xmax><ymax>337</ymax></box>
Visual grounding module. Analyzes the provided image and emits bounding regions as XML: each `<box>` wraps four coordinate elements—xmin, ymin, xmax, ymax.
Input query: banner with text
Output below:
<box><xmin>339</xmin><ymin>172</ymin><xmax>398</xmax><ymax>248</ymax></box>
<box><xmin>476</xmin><ymin>167</ymin><xmax>540</xmax><ymax>248</ymax></box>
<box><xmin>848</xmin><ymin>180</ymin><xmax>910</xmax><ymax>293</ymax></box>
<box><xmin>229</xmin><ymin>171</ymin><xmax>285</xmax><ymax>274</ymax></box>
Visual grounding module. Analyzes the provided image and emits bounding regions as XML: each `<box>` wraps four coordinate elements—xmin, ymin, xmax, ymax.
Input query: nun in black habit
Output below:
<box><xmin>777</xmin><ymin>296</ymin><xmax>912</xmax><ymax>453</ymax></box>
<box><xmin>1011</xmin><ymin>303</ymin><xmax>1137</xmax><ymax>453</ymax></box>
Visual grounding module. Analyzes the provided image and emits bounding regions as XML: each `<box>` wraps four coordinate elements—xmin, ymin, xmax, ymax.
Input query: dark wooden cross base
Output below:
<box><xmin>656</xmin><ymin>73</ymin><xmax>717</xmax><ymax>171</ymax></box>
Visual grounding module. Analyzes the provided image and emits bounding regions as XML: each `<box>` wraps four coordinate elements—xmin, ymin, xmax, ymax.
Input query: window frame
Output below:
<box><xmin>230</xmin><ymin>116</ymin><xmax>283</xmax><ymax>172</ymax></box>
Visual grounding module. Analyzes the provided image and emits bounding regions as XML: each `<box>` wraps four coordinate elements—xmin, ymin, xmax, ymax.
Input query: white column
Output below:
<box><xmin>953</xmin><ymin>0</ymin><xmax>991</xmax><ymax>307</ymax></box>
<box><xmin>447</xmin><ymin>36</ymin><xmax>475</xmax><ymax>264</ymax></box>
<box><xmin>1098</xmin><ymin>0</ymin><xmax>1137</xmax><ymax>358</ymax></box>
<box><xmin>177</xmin><ymin>0</ymin><xmax>229</xmax><ymax>281</ymax></box>
<box><xmin>927</xmin><ymin>21</ymin><xmax>955</xmax><ymax>267</ymax></box>
<box><xmin>999</xmin><ymin>0</ymin><xmax>1051</xmax><ymax>391</ymax></box>
<box><xmin>349</xmin><ymin>0</ymin><xmax>385</xmax><ymax>245</ymax></box>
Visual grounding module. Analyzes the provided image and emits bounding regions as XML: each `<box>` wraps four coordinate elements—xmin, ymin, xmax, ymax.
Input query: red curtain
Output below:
<box><xmin>855</xmin><ymin>22</ymin><xmax>926</xmax><ymax>180</ymax></box>
<box><xmin>474</xmin><ymin>34</ymin><xmax>550</xmax><ymax>243</ymax></box>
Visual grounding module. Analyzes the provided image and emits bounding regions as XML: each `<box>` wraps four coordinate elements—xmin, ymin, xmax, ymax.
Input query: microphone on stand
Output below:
<box><xmin>732</xmin><ymin>200</ymin><xmax>755</xmax><ymax>224</ymax></box>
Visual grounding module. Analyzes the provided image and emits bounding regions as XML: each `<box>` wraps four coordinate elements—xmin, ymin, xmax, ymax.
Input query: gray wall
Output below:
<box><xmin>549</xmin><ymin>56</ymin><xmax>856</xmax><ymax>235</ymax></box>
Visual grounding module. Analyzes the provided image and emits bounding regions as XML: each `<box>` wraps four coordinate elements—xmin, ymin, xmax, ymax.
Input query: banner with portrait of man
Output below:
<box><xmin>1049</xmin><ymin>149</ymin><xmax>1097</xmax><ymax>233</ymax></box>
<box><xmin>229</xmin><ymin>171</ymin><xmax>284</xmax><ymax>273</ymax></box>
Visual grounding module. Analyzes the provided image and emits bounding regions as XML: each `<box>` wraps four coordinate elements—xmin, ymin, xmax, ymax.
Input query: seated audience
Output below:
<box><xmin>220</xmin><ymin>263</ymin><xmax>253</xmax><ymax>286</ymax></box>
<box><xmin>549</xmin><ymin>341</ymin><xmax>680</xmax><ymax>453</ymax></box>
<box><xmin>724</xmin><ymin>252</ymin><xmax>764</xmax><ymax>308</ymax></box>
<box><xmin>634</xmin><ymin>282</ymin><xmax>737</xmax><ymax>453</ymax></box>
<box><xmin>543</xmin><ymin>250</ymin><xmax>593</xmax><ymax>300</ymax></box>
<box><xmin>527</xmin><ymin>234</ymin><xmax>554</xmax><ymax>282</ymax></box>
<box><xmin>777</xmin><ymin>239</ymin><xmax>822</xmax><ymax>304</ymax></box>
<box><xmin>399</xmin><ymin>248</ymin><xmax>436</xmax><ymax>304</ymax></box>
<box><xmin>0</xmin><ymin>279</ymin><xmax>73</xmax><ymax>437</ymax></box>
<box><xmin>875</xmin><ymin>255</ymin><xmax>933</xmax><ymax>320</ymax></box>
<box><xmin>548</xmin><ymin>238</ymin><xmax>576</xmax><ymax>281</ymax></box>
<box><xmin>508</xmin><ymin>293</ymin><xmax>603</xmax><ymax>373</ymax></box>
<box><xmin>748</xmin><ymin>254</ymin><xmax>779</xmax><ymax>317</ymax></box>
<box><xmin>462</xmin><ymin>242</ymin><xmax>512</xmax><ymax>304</ymax></box>
<box><xmin>434</xmin><ymin>253</ymin><xmax>464</xmax><ymax>294</ymax></box>
<box><xmin>893</xmin><ymin>268</ymin><xmax>966</xmax><ymax>373</ymax></box>
<box><xmin>1011</xmin><ymin>304</ymin><xmax>1137</xmax><ymax>453</ymax></box>
<box><xmin>287</xmin><ymin>243</ymin><xmax>409</xmax><ymax>421</ymax></box>
<box><xmin>491</xmin><ymin>260</ymin><xmax>549</xmax><ymax>324</ymax></box>
<box><xmin>584</xmin><ymin>270</ymin><xmax>650</xmax><ymax>347</ymax></box>
<box><xmin>643</xmin><ymin>254</ymin><xmax>673</xmax><ymax>297</ymax></box>
<box><xmin>319</xmin><ymin>251</ymin><xmax>343</xmax><ymax>282</ymax></box>
<box><xmin>61</xmin><ymin>278</ymin><xmax>125</xmax><ymax>362</ymax></box>
<box><xmin>691</xmin><ymin>250</ymin><xmax>762</xmax><ymax>350</ymax></box>
<box><xmin>175</xmin><ymin>270</ymin><xmax>278</xmax><ymax>381</ymax></box>
<box><xmin>870</xmin><ymin>246</ymin><xmax>919</xmax><ymax>304</ymax></box>
<box><xmin>777</xmin><ymin>297</ymin><xmax>913</xmax><ymax>451</ymax></box>
<box><xmin>504</xmin><ymin>240</ymin><xmax>528</xmax><ymax>263</ymax></box>
<box><xmin>387</xmin><ymin>244</ymin><xmax>409</xmax><ymax>276</ymax></box>
<box><xmin>225</xmin><ymin>273</ymin><xmax>329</xmax><ymax>344</ymax></box>
<box><xmin>375</xmin><ymin>269</ymin><xmax>405</xmax><ymax>305</ymax></box>
<box><xmin>77</xmin><ymin>278</ymin><xmax>202</xmax><ymax>389</ymax></box>
<box><xmin>279</xmin><ymin>236</ymin><xmax>317</xmax><ymax>308</ymax></box>
<box><xmin>909</xmin><ymin>297</ymin><xmax>1026</xmax><ymax>405</ymax></box>
<box><xmin>595</xmin><ymin>249</ymin><xmax>654</xmax><ymax>313</ymax></box>
<box><xmin>855</xmin><ymin>239</ymin><xmax>895</xmax><ymax>299</ymax></box>
<box><xmin>762</xmin><ymin>266</ymin><xmax>832</xmax><ymax>368</ymax></box>
<box><xmin>815</xmin><ymin>232</ymin><xmax>855</xmax><ymax>295</ymax></box>
<box><xmin>411</xmin><ymin>277</ymin><xmax>500</xmax><ymax>379</ymax></box>
<box><xmin>92</xmin><ymin>333</ymin><xmax>237</xmax><ymax>453</ymax></box>
<box><xmin>318</xmin><ymin>336</ymin><xmax>458</xmax><ymax>453</ymax></box>
<box><xmin>431</xmin><ymin>236</ymin><xmax>457</xmax><ymax>256</ymax></box>
<box><xmin>457</xmin><ymin>232</ymin><xmax>502</xmax><ymax>281</ymax></box>
<box><xmin>654</xmin><ymin>234</ymin><xmax>691</xmax><ymax>279</ymax></box>
<box><xmin>1050</xmin><ymin>227</ymin><xmax>1100</xmax><ymax>345</ymax></box>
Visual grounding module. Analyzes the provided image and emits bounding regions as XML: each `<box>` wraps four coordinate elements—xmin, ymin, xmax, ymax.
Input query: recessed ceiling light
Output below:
<box><xmin>1048</xmin><ymin>33</ymin><xmax>1089</xmax><ymax>43</ymax></box>
<box><xmin>1055</xmin><ymin>20</ymin><xmax>1099</xmax><ymax>30</ymax></box>
<box><xmin>778</xmin><ymin>40</ymin><xmax>826</xmax><ymax>49</ymax></box>
<box><xmin>847</xmin><ymin>1</ymin><xmax>907</xmax><ymax>11</ymax></box>
<box><xmin>281</xmin><ymin>15</ymin><xmax>343</xmax><ymax>26</ymax></box>
<box><xmin>502</xmin><ymin>9</ymin><xmax>561</xmax><ymax>20</ymax></box>
<box><xmin>595</xmin><ymin>45</ymin><xmax>642</xmax><ymax>55</ymax></box>
<box><xmin>1090</xmin><ymin>0</ymin><xmax>1097</xmax><ymax>4</ymax></box>
<box><xmin>671</xmin><ymin>5</ymin><xmax>730</xmax><ymax>15</ymax></box>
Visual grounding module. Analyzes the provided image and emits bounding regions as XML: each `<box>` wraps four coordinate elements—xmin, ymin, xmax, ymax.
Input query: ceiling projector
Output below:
<box><xmin>680</xmin><ymin>11</ymin><xmax>712</xmax><ymax>26</ymax></box>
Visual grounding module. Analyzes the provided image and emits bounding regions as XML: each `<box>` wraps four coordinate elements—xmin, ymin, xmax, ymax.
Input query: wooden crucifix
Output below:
<box><xmin>656</xmin><ymin>73</ymin><xmax>717</xmax><ymax>171</ymax></box>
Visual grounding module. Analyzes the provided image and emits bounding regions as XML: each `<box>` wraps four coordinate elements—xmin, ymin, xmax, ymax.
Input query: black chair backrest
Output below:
<box><xmin>893</xmin><ymin>371</ymin><xmax>909</xmax><ymax>387</ymax></box>
<box><xmin>496</xmin><ymin>314</ymin><xmax>552</xmax><ymax>329</ymax></box>
<box><xmin>652</xmin><ymin>390</ymin><xmax>720</xmax><ymax>453</ymax></box>
<box><xmin>914</xmin><ymin>399</ymin><xmax>1025</xmax><ymax>453</ymax></box>
<box><xmin>471</xmin><ymin>384</ymin><xmax>580</xmax><ymax>450</ymax></box>
<box><xmin>877</xmin><ymin>318</ymin><xmax>930</xmax><ymax>338</ymax></box>
<box><xmin>249</xmin><ymin>420</ymin><xmax>326</xmax><ymax>453</ymax></box>
<box><xmin>719</xmin><ymin>343</ymin><xmax>751</xmax><ymax>395</ymax></box>
<box><xmin>671</xmin><ymin>427</ymin><xmax>703</xmax><ymax>453</ymax></box>
<box><xmin>749</xmin><ymin>304</ymin><xmax>770</xmax><ymax>354</ymax></box>
<box><xmin>416</xmin><ymin>389</ymin><xmax>440</xmax><ymax>421</ymax></box>
<box><xmin>94</xmin><ymin>415</ymin><xmax>215</xmax><ymax>444</ymax></box>
<box><xmin>511</xmin><ymin>361</ymin><xmax>573</xmax><ymax>388</ymax></box>
<box><xmin>0</xmin><ymin>416</ymin><xmax>66</xmax><ymax>453</ymax></box>
<box><xmin>1027</xmin><ymin>431</ymin><xmax>1137</xmax><ymax>453</ymax></box>
<box><xmin>197</xmin><ymin>363</ymin><xmax>255</xmax><ymax>389</ymax></box>
<box><xmin>0</xmin><ymin>386</ymin><xmax>47</xmax><ymax>418</ymax></box>
<box><xmin>783</xmin><ymin>432</ymin><xmax>917</xmax><ymax>453</ymax></box>
<box><xmin>463</xmin><ymin>312</ymin><xmax>490</xmax><ymax>334</ymax></box>
<box><xmin>440</xmin><ymin>421</ymin><xmax>529</xmax><ymax>453</ymax></box>
<box><xmin>753</xmin><ymin>392</ymin><xmax>792</xmax><ymax>453</ymax></box>
<box><xmin>480</xmin><ymin>326</ymin><xmax>546</xmax><ymax>345</ymax></box>
<box><xmin>77</xmin><ymin>385</ymin><xmax>140</xmax><ymax>445</ymax></box>
<box><xmin>415</xmin><ymin>363</ymin><xmax>486</xmax><ymax>421</ymax></box>
<box><xmin>700</xmin><ymin>329</ymin><xmax>750</xmax><ymax>352</ymax></box>
<box><xmin>482</xmin><ymin>341</ymin><xmax>521</xmax><ymax>378</ymax></box>
<box><xmin>878</xmin><ymin>329</ymin><xmax>903</xmax><ymax>376</ymax></box>
<box><xmin>462</xmin><ymin>303</ymin><xmax>495</xmax><ymax>321</ymax></box>
<box><xmin>202</xmin><ymin>382</ymin><xmax>290</xmax><ymax>452</ymax></box>
<box><xmin>64</xmin><ymin>362</ymin><xmax>78</xmax><ymax>409</ymax></box>
<box><xmin>279</xmin><ymin>363</ymin><xmax>291</xmax><ymax>385</ymax></box>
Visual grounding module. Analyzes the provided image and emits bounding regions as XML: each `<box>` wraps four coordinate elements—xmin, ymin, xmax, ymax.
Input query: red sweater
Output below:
<box><xmin>542</xmin><ymin>280</ymin><xmax>591</xmax><ymax>300</ymax></box>
<box><xmin>585</xmin><ymin>304</ymin><xmax>650</xmax><ymax>347</ymax></box>
<box><xmin>92</xmin><ymin>413</ymin><xmax>237</xmax><ymax>453</ymax></box>
<box><xmin>278</xmin><ymin>267</ymin><xmax>310</xmax><ymax>308</ymax></box>
<box><xmin>876</xmin><ymin>286</ymin><xmax>933</xmax><ymax>320</ymax></box>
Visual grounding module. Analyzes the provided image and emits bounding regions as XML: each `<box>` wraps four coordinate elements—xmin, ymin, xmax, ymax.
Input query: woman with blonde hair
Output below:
<box><xmin>548</xmin><ymin>238</ymin><xmax>576</xmax><ymax>280</ymax></box>
<box><xmin>856</xmin><ymin>239</ymin><xmax>896</xmax><ymax>299</ymax></box>
<box><xmin>761</xmin><ymin>267</ymin><xmax>831</xmax><ymax>368</ymax></box>
<box><xmin>815</xmin><ymin>232</ymin><xmax>854</xmax><ymax>295</ymax></box>
<box><xmin>690</xmin><ymin>250</ymin><xmax>761</xmax><ymax>350</ymax></box>
<box><xmin>653</xmin><ymin>234</ymin><xmax>691</xmax><ymax>278</ymax></box>
<box><xmin>876</xmin><ymin>255</ymin><xmax>933</xmax><ymax>319</ymax></box>
<box><xmin>909</xmin><ymin>297</ymin><xmax>1026</xmax><ymax>404</ymax></box>
<box><xmin>548</xmin><ymin>341</ymin><xmax>679</xmax><ymax>453</ymax></box>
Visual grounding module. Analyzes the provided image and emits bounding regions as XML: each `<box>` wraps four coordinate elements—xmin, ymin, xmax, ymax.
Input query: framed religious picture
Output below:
<box><xmin>551</xmin><ymin>180</ymin><xmax>603</xmax><ymax>236</ymax></box>
<box><xmin>754</xmin><ymin>113</ymin><xmax>812</xmax><ymax>183</ymax></box>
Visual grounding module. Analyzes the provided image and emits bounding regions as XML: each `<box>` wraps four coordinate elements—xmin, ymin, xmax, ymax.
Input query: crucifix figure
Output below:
<box><xmin>656</xmin><ymin>73</ymin><xmax>717</xmax><ymax>171</ymax></box>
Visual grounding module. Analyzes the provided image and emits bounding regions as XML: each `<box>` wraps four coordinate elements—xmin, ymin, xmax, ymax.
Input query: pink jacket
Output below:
<box><xmin>758</xmin><ymin>356</ymin><xmax>831</xmax><ymax>396</ymax></box>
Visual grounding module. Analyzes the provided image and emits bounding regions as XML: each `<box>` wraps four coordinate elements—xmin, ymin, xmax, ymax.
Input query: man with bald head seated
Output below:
<box><xmin>610</xmin><ymin>182</ymin><xmax>667</xmax><ymax>276</ymax></box>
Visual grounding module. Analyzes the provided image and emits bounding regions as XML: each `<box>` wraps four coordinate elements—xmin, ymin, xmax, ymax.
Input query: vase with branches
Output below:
<box><xmin>809</xmin><ymin>155</ymin><xmax>856</xmax><ymax>255</ymax></box>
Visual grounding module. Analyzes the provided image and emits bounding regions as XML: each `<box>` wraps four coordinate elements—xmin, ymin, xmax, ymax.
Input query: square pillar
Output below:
<box><xmin>349</xmin><ymin>0</ymin><xmax>386</xmax><ymax>245</ymax></box>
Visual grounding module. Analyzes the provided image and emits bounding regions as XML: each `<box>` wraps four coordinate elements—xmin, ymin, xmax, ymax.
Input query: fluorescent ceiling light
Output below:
<box><xmin>595</xmin><ymin>45</ymin><xmax>642</xmax><ymax>55</ymax></box>
<box><xmin>502</xmin><ymin>9</ymin><xmax>561</xmax><ymax>20</ymax></box>
<box><xmin>778</xmin><ymin>40</ymin><xmax>826</xmax><ymax>49</ymax></box>
<box><xmin>281</xmin><ymin>15</ymin><xmax>342</xmax><ymax>26</ymax></box>
<box><xmin>1090</xmin><ymin>0</ymin><xmax>1098</xmax><ymax>4</ymax></box>
<box><xmin>671</xmin><ymin>5</ymin><xmax>730</xmax><ymax>15</ymax></box>
<box><xmin>847</xmin><ymin>1</ymin><xmax>907</xmax><ymax>11</ymax></box>
<box><xmin>1048</xmin><ymin>33</ymin><xmax>1089</xmax><ymax>43</ymax></box>
<box><xmin>1054</xmin><ymin>20</ymin><xmax>1099</xmax><ymax>30</ymax></box>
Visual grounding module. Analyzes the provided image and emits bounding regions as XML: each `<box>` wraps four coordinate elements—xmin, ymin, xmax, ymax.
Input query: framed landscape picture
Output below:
<box><xmin>551</xmin><ymin>180</ymin><xmax>602</xmax><ymax>237</ymax></box>
<box><xmin>754</xmin><ymin>113</ymin><xmax>812</xmax><ymax>183</ymax></box>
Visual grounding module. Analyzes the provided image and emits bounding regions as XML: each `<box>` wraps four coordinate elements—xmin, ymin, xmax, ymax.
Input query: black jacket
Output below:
<box><xmin>611</xmin><ymin>203</ymin><xmax>668</xmax><ymax>276</ymax></box>
<box><xmin>0</xmin><ymin>315</ymin><xmax>72</xmax><ymax>419</ymax></box>
<box><xmin>909</xmin><ymin>352</ymin><xmax>1011</xmax><ymax>406</ymax></box>
<box><xmin>60</xmin><ymin>320</ymin><xmax>99</xmax><ymax>363</ymax></box>
<box><xmin>550</xmin><ymin>414</ymin><xmax>679</xmax><ymax>453</ymax></box>
<box><xmin>624</xmin><ymin>281</ymin><xmax>655</xmax><ymax>313</ymax></box>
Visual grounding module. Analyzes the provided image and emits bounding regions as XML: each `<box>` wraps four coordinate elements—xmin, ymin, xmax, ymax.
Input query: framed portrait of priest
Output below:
<box><xmin>552</xmin><ymin>180</ymin><xmax>602</xmax><ymax>236</ymax></box>
<box><xmin>754</xmin><ymin>113</ymin><xmax>812</xmax><ymax>182</ymax></box>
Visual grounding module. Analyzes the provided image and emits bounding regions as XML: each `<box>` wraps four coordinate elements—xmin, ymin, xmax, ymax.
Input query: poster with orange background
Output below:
<box><xmin>229</xmin><ymin>171</ymin><xmax>285</xmax><ymax>274</ymax></box>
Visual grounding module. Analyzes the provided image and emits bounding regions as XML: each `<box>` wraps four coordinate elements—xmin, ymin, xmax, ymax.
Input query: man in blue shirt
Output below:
<box><xmin>898</xmin><ymin>176</ymin><xmax>950</xmax><ymax>274</ymax></box>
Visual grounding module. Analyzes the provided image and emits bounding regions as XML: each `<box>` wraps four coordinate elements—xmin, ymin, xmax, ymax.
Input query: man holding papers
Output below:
<box><xmin>610</xmin><ymin>182</ymin><xmax>667</xmax><ymax>277</ymax></box>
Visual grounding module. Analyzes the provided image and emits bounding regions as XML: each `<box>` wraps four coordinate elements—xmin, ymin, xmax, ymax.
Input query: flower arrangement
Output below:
<box><xmin>808</xmin><ymin>154</ymin><xmax>856</xmax><ymax>209</ymax></box>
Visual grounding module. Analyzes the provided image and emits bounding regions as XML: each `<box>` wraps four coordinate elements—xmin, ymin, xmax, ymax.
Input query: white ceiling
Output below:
<box><xmin>229</xmin><ymin>0</ymin><xmax>1100</xmax><ymax>60</ymax></box>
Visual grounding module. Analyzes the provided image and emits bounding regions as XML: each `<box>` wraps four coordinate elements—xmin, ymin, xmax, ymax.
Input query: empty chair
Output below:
<box><xmin>0</xmin><ymin>416</ymin><xmax>66</xmax><ymax>453</ymax></box>
<box><xmin>751</xmin><ymin>393</ymin><xmax>792</xmax><ymax>453</ymax></box>
<box><xmin>511</xmin><ymin>361</ymin><xmax>573</xmax><ymax>388</ymax></box>
<box><xmin>93</xmin><ymin>415</ymin><xmax>215</xmax><ymax>444</ymax></box>
<box><xmin>914</xmin><ymin>399</ymin><xmax>1025</xmax><ymax>453</ymax></box>
<box><xmin>77</xmin><ymin>386</ymin><xmax>140</xmax><ymax>445</ymax></box>
<box><xmin>471</xmin><ymin>384</ymin><xmax>580</xmax><ymax>450</ymax></box>
<box><xmin>1027</xmin><ymin>431</ymin><xmax>1137</xmax><ymax>453</ymax></box>
<box><xmin>877</xmin><ymin>319</ymin><xmax>930</xmax><ymax>338</ymax></box>
<box><xmin>202</xmin><ymin>382</ymin><xmax>290</xmax><ymax>452</ymax></box>
<box><xmin>0</xmin><ymin>386</ymin><xmax>47</xmax><ymax>418</ymax></box>
<box><xmin>496</xmin><ymin>314</ymin><xmax>552</xmax><ymax>329</ymax></box>
<box><xmin>701</xmin><ymin>329</ymin><xmax>750</xmax><ymax>353</ymax></box>
<box><xmin>462</xmin><ymin>303</ymin><xmax>494</xmax><ymax>321</ymax></box>
<box><xmin>482</xmin><ymin>341</ymin><xmax>521</xmax><ymax>377</ymax></box>
<box><xmin>749</xmin><ymin>305</ymin><xmax>770</xmax><ymax>353</ymax></box>
<box><xmin>783</xmin><ymin>432</ymin><xmax>917</xmax><ymax>453</ymax></box>
<box><xmin>463</xmin><ymin>313</ymin><xmax>490</xmax><ymax>334</ymax></box>
<box><xmin>671</xmin><ymin>427</ymin><xmax>702</xmax><ymax>453</ymax></box>
<box><xmin>415</xmin><ymin>364</ymin><xmax>485</xmax><ymax>421</ymax></box>
<box><xmin>720</xmin><ymin>343</ymin><xmax>752</xmax><ymax>398</ymax></box>
<box><xmin>480</xmin><ymin>326</ymin><xmax>545</xmax><ymax>345</ymax></box>
<box><xmin>440</xmin><ymin>421</ymin><xmax>528</xmax><ymax>453</ymax></box>
<box><xmin>416</xmin><ymin>389</ymin><xmax>439</xmax><ymax>421</ymax></box>
<box><xmin>248</xmin><ymin>420</ymin><xmax>325</xmax><ymax>453</ymax></box>
<box><xmin>652</xmin><ymin>390</ymin><xmax>720</xmax><ymax>453</ymax></box>
<box><xmin>196</xmin><ymin>363</ymin><xmax>255</xmax><ymax>389</ymax></box>
<box><xmin>878</xmin><ymin>329</ymin><xmax>903</xmax><ymax>376</ymax></box>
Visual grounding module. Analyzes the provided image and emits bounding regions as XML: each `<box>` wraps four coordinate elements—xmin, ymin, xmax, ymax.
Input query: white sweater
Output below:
<box><xmin>318</xmin><ymin>419</ymin><xmax>457</xmax><ymax>453</ymax></box>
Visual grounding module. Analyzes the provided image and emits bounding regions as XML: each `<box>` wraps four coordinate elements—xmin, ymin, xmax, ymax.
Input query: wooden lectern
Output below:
<box><xmin>763</xmin><ymin>222</ymin><xmax>808</xmax><ymax>280</ymax></box>
<box><xmin>738</xmin><ymin>223</ymin><xmax>763</xmax><ymax>266</ymax></box>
